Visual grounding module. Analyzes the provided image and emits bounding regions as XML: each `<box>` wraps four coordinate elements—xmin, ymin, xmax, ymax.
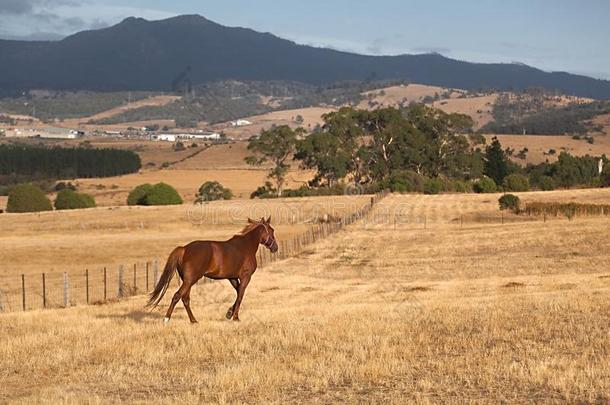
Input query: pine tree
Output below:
<box><xmin>484</xmin><ymin>137</ymin><xmax>508</xmax><ymax>185</ymax></box>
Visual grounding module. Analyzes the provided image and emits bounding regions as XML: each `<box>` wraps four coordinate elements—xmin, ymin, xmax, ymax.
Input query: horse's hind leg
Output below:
<box><xmin>164</xmin><ymin>283</ymin><xmax>189</xmax><ymax>323</ymax></box>
<box><xmin>182</xmin><ymin>286</ymin><xmax>198</xmax><ymax>324</ymax></box>
<box><xmin>226</xmin><ymin>278</ymin><xmax>240</xmax><ymax>319</ymax></box>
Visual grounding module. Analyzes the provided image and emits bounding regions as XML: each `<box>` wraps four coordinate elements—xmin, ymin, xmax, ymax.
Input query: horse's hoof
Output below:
<box><xmin>225</xmin><ymin>309</ymin><xmax>234</xmax><ymax>320</ymax></box>
<box><xmin>190</xmin><ymin>320</ymin><xmax>198</xmax><ymax>324</ymax></box>
<box><xmin>163</xmin><ymin>317</ymin><xmax>170</xmax><ymax>323</ymax></box>
<box><xmin>232</xmin><ymin>317</ymin><xmax>240</xmax><ymax>322</ymax></box>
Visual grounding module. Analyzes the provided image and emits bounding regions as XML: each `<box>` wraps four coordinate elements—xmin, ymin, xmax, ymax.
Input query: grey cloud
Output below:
<box><xmin>0</xmin><ymin>0</ymin><xmax>34</xmax><ymax>14</ymax></box>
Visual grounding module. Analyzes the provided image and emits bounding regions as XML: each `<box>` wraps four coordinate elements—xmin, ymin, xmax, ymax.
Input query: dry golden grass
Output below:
<box><xmin>218</xmin><ymin>107</ymin><xmax>334</xmax><ymax>140</ymax></box>
<box><xmin>433</xmin><ymin>95</ymin><xmax>497</xmax><ymax>130</ymax></box>
<box><xmin>0</xmin><ymin>195</ymin><xmax>370</xmax><ymax>278</ymax></box>
<box><xmin>487</xmin><ymin>134</ymin><xmax>610</xmax><ymax>165</ymax></box>
<box><xmin>1</xmin><ymin>190</ymin><xmax>609</xmax><ymax>403</ymax></box>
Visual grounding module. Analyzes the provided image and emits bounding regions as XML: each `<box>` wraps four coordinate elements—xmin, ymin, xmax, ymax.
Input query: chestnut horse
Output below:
<box><xmin>146</xmin><ymin>217</ymin><xmax>278</xmax><ymax>323</ymax></box>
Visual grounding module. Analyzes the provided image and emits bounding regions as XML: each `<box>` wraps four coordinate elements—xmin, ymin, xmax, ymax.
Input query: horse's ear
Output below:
<box><xmin>266</xmin><ymin>216</ymin><xmax>272</xmax><ymax>224</ymax></box>
<box><xmin>248</xmin><ymin>217</ymin><xmax>256</xmax><ymax>224</ymax></box>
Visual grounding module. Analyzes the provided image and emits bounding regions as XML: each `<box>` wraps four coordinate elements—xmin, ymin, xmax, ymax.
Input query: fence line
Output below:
<box><xmin>0</xmin><ymin>191</ymin><xmax>389</xmax><ymax>314</ymax></box>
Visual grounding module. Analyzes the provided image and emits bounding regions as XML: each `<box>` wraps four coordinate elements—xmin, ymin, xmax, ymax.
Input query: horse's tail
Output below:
<box><xmin>146</xmin><ymin>246</ymin><xmax>185</xmax><ymax>309</ymax></box>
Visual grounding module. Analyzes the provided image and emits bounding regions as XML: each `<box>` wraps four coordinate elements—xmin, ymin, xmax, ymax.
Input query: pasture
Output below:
<box><xmin>1</xmin><ymin>190</ymin><xmax>609</xmax><ymax>403</ymax></box>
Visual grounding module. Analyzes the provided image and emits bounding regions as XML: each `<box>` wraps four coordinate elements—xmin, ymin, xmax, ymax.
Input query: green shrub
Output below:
<box><xmin>384</xmin><ymin>170</ymin><xmax>425</xmax><ymax>193</ymax></box>
<box><xmin>127</xmin><ymin>184</ymin><xmax>153</xmax><ymax>206</ymax></box>
<box><xmin>251</xmin><ymin>182</ymin><xmax>277</xmax><ymax>199</ymax></box>
<box><xmin>143</xmin><ymin>183</ymin><xmax>183</xmax><ymax>206</ymax></box>
<box><xmin>503</xmin><ymin>173</ymin><xmax>530</xmax><ymax>192</ymax></box>
<box><xmin>602</xmin><ymin>165</ymin><xmax>610</xmax><ymax>188</ymax></box>
<box><xmin>473</xmin><ymin>177</ymin><xmax>497</xmax><ymax>193</ymax></box>
<box><xmin>452</xmin><ymin>180</ymin><xmax>473</xmax><ymax>193</ymax></box>
<box><xmin>196</xmin><ymin>181</ymin><xmax>233</xmax><ymax>202</ymax></box>
<box><xmin>423</xmin><ymin>178</ymin><xmax>443</xmax><ymax>195</ymax></box>
<box><xmin>54</xmin><ymin>189</ymin><xmax>96</xmax><ymax>210</ymax></box>
<box><xmin>499</xmin><ymin>194</ymin><xmax>521</xmax><ymax>212</ymax></box>
<box><xmin>534</xmin><ymin>175</ymin><xmax>556</xmax><ymax>191</ymax></box>
<box><xmin>6</xmin><ymin>184</ymin><xmax>53</xmax><ymax>213</ymax></box>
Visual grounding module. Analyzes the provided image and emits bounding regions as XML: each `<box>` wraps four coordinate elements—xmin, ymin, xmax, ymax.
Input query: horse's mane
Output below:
<box><xmin>238</xmin><ymin>221</ymin><xmax>262</xmax><ymax>236</ymax></box>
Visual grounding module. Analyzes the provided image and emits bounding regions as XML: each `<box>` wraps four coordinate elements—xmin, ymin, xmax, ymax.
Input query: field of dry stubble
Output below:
<box><xmin>1</xmin><ymin>190</ymin><xmax>609</xmax><ymax>403</ymax></box>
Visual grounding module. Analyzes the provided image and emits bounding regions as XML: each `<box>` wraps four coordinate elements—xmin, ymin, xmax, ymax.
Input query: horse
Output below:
<box><xmin>146</xmin><ymin>216</ymin><xmax>278</xmax><ymax>323</ymax></box>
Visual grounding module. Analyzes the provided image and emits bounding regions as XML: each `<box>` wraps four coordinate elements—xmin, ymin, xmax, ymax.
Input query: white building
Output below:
<box><xmin>230</xmin><ymin>119</ymin><xmax>252</xmax><ymax>127</ymax></box>
<box><xmin>152</xmin><ymin>133</ymin><xmax>221</xmax><ymax>142</ymax></box>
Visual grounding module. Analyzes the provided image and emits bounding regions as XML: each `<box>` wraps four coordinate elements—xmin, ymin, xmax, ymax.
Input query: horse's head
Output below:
<box><xmin>249</xmin><ymin>216</ymin><xmax>278</xmax><ymax>253</ymax></box>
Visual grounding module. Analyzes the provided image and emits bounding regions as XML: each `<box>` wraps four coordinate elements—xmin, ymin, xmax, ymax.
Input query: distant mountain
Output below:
<box><xmin>1</xmin><ymin>14</ymin><xmax>609</xmax><ymax>99</ymax></box>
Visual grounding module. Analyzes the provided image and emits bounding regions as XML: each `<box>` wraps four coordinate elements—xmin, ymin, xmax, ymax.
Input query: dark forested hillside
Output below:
<box><xmin>1</xmin><ymin>15</ymin><xmax>610</xmax><ymax>99</ymax></box>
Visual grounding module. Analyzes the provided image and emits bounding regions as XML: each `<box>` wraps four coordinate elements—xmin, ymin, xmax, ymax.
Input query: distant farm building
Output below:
<box><xmin>152</xmin><ymin>133</ymin><xmax>221</xmax><ymax>142</ymax></box>
<box><xmin>230</xmin><ymin>119</ymin><xmax>252</xmax><ymax>127</ymax></box>
<box><xmin>4</xmin><ymin>127</ymin><xmax>84</xmax><ymax>139</ymax></box>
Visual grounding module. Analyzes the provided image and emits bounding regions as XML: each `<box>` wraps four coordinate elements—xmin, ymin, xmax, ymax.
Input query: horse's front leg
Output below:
<box><xmin>231</xmin><ymin>275</ymin><xmax>251</xmax><ymax>321</ymax></box>
<box><xmin>226</xmin><ymin>278</ymin><xmax>240</xmax><ymax>319</ymax></box>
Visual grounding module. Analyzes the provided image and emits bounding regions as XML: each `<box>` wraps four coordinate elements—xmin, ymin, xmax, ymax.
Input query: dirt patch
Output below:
<box><xmin>503</xmin><ymin>282</ymin><xmax>526</xmax><ymax>288</ymax></box>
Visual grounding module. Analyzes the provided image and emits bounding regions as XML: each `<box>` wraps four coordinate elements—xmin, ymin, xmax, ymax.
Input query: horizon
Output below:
<box><xmin>0</xmin><ymin>1</ymin><xmax>608</xmax><ymax>80</ymax></box>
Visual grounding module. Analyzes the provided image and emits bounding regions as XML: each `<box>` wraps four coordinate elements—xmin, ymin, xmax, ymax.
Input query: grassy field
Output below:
<box><xmin>0</xmin><ymin>195</ymin><xmax>370</xmax><ymax>278</ymax></box>
<box><xmin>1</xmin><ymin>190</ymin><xmax>609</xmax><ymax>403</ymax></box>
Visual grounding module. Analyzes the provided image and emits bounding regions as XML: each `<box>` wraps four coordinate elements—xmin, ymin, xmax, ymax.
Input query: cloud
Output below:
<box><xmin>0</xmin><ymin>1</ymin><xmax>173</xmax><ymax>40</ymax></box>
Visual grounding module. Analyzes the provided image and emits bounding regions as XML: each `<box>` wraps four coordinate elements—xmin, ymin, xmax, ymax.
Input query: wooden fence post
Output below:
<box><xmin>63</xmin><ymin>272</ymin><xmax>70</xmax><ymax>308</ymax></box>
<box><xmin>42</xmin><ymin>273</ymin><xmax>46</xmax><ymax>309</ymax></box>
<box><xmin>133</xmin><ymin>263</ymin><xmax>137</xmax><ymax>292</ymax></box>
<box><xmin>85</xmin><ymin>269</ymin><xmax>89</xmax><ymax>304</ymax></box>
<box><xmin>0</xmin><ymin>289</ymin><xmax>4</xmax><ymax>313</ymax></box>
<box><xmin>103</xmin><ymin>267</ymin><xmax>107</xmax><ymax>301</ymax></box>
<box><xmin>21</xmin><ymin>274</ymin><xmax>25</xmax><ymax>311</ymax></box>
<box><xmin>146</xmin><ymin>262</ymin><xmax>150</xmax><ymax>291</ymax></box>
<box><xmin>118</xmin><ymin>265</ymin><xmax>124</xmax><ymax>298</ymax></box>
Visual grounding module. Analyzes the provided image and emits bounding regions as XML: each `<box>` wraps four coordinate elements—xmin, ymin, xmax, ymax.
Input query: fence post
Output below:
<box><xmin>21</xmin><ymin>274</ymin><xmax>26</xmax><ymax>311</ymax></box>
<box><xmin>133</xmin><ymin>263</ymin><xmax>137</xmax><ymax>292</ymax></box>
<box><xmin>118</xmin><ymin>265</ymin><xmax>124</xmax><ymax>298</ymax></box>
<box><xmin>85</xmin><ymin>269</ymin><xmax>89</xmax><ymax>304</ymax></box>
<box><xmin>153</xmin><ymin>261</ymin><xmax>159</xmax><ymax>286</ymax></box>
<box><xmin>0</xmin><ymin>289</ymin><xmax>4</xmax><ymax>312</ymax></box>
<box><xmin>63</xmin><ymin>272</ymin><xmax>70</xmax><ymax>308</ymax></box>
<box><xmin>146</xmin><ymin>262</ymin><xmax>150</xmax><ymax>291</ymax></box>
<box><xmin>42</xmin><ymin>273</ymin><xmax>46</xmax><ymax>309</ymax></box>
<box><xmin>103</xmin><ymin>267</ymin><xmax>107</xmax><ymax>301</ymax></box>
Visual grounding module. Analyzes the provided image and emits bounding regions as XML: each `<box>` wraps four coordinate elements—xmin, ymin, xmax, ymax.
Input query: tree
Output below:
<box><xmin>55</xmin><ymin>189</ymin><xmax>96</xmax><ymax>210</ymax></box>
<box><xmin>7</xmin><ymin>184</ymin><xmax>53</xmax><ymax>213</ymax></box>
<box><xmin>127</xmin><ymin>184</ymin><xmax>153</xmax><ymax>206</ymax></box>
<box><xmin>484</xmin><ymin>137</ymin><xmax>509</xmax><ymax>185</ymax></box>
<box><xmin>196</xmin><ymin>181</ymin><xmax>233</xmax><ymax>202</ymax></box>
<box><xmin>473</xmin><ymin>177</ymin><xmax>497</xmax><ymax>193</ymax></box>
<box><xmin>295</xmin><ymin>131</ymin><xmax>350</xmax><ymax>187</ymax></box>
<box><xmin>144</xmin><ymin>183</ymin><xmax>183</xmax><ymax>206</ymax></box>
<box><xmin>246</xmin><ymin>125</ymin><xmax>302</xmax><ymax>197</ymax></box>
<box><xmin>499</xmin><ymin>194</ymin><xmax>521</xmax><ymax>212</ymax></box>
<box><xmin>503</xmin><ymin>173</ymin><xmax>530</xmax><ymax>192</ymax></box>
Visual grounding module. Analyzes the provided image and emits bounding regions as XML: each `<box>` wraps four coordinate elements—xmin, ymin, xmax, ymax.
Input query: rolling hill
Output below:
<box><xmin>1</xmin><ymin>15</ymin><xmax>610</xmax><ymax>99</ymax></box>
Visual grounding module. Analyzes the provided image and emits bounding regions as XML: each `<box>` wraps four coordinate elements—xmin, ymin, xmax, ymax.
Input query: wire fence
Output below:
<box><xmin>0</xmin><ymin>191</ymin><xmax>389</xmax><ymax>314</ymax></box>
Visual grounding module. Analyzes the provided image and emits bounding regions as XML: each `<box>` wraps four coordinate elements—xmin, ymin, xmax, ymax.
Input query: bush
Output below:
<box><xmin>6</xmin><ymin>184</ymin><xmax>53</xmax><ymax>213</ymax></box>
<box><xmin>499</xmin><ymin>194</ymin><xmax>521</xmax><ymax>212</ymax></box>
<box><xmin>143</xmin><ymin>183</ymin><xmax>183</xmax><ymax>206</ymax></box>
<box><xmin>423</xmin><ymin>178</ymin><xmax>443</xmax><ymax>195</ymax></box>
<box><xmin>196</xmin><ymin>181</ymin><xmax>233</xmax><ymax>202</ymax></box>
<box><xmin>534</xmin><ymin>175</ymin><xmax>556</xmax><ymax>191</ymax></box>
<box><xmin>54</xmin><ymin>189</ymin><xmax>96</xmax><ymax>210</ymax></box>
<box><xmin>503</xmin><ymin>173</ymin><xmax>530</xmax><ymax>192</ymax></box>
<box><xmin>384</xmin><ymin>170</ymin><xmax>425</xmax><ymax>193</ymax></box>
<box><xmin>251</xmin><ymin>182</ymin><xmax>277</xmax><ymax>199</ymax></box>
<box><xmin>452</xmin><ymin>180</ymin><xmax>473</xmax><ymax>193</ymax></box>
<box><xmin>473</xmin><ymin>177</ymin><xmax>497</xmax><ymax>193</ymax></box>
<box><xmin>127</xmin><ymin>184</ymin><xmax>153</xmax><ymax>206</ymax></box>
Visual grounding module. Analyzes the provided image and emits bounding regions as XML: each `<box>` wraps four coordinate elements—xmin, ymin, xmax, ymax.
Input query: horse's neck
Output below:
<box><xmin>233</xmin><ymin>225</ymin><xmax>262</xmax><ymax>255</ymax></box>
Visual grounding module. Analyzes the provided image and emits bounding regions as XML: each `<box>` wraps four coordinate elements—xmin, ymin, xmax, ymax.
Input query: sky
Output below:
<box><xmin>0</xmin><ymin>0</ymin><xmax>609</xmax><ymax>79</ymax></box>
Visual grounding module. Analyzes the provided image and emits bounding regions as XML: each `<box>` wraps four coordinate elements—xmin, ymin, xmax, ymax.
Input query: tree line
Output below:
<box><xmin>0</xmin><ymin>144</ymin><xmax>141</xmax><ymax>180</ymax></box>
<box><xmin>246</xmin><ymin>105</ymin><xmax>610</xmax><ymax>197</ymax></box>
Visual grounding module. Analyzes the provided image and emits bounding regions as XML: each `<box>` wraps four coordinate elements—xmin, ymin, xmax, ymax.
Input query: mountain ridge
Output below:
<box><xmin>1</xmin><ymin>14</ymin><xmax>609</xmax><ymax>99</ymax></box>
